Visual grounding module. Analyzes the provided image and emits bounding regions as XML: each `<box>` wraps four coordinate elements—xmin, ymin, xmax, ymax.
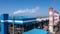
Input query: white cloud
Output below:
<box><xmin>13</xmin><ymin>6</ymin><xmax>40</xmax><ymax>15</ymax></box>
<box><xmin>13</xmin><ymin>10</ymin><xmax>25</xmax><ymax>14</ymax></box>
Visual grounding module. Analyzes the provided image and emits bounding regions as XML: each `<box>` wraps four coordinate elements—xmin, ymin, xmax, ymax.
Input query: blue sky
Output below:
<box><xmin>0</xmin><ymin>0</ymin><xmax>60</xmax><ymax>17</ymax></box>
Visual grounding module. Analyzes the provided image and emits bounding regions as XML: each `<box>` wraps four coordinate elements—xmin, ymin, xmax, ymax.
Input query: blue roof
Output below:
<box><xmin>23</xmin><ymin>28</ymin><xmax>48</xmax><ymax>34</ymax></box>
<box><xmin>8</xmin><ymin>16</ymin><xmax>32</xmax><ymax>20</ymax></box>
<box><xmin>8</xmin><ymin>16</ymin><xmax>36</xmax><ymax>25</ymax></box>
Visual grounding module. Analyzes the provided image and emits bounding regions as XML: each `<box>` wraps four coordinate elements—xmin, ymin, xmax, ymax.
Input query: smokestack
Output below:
<box><xmin>54</xmin><ymin>10</ymin><xmax>59</xmax><ymax>25</ymax></box>
<box><xmin>49</xmin><ymin>7</ymin><xmax>54</xmax><ymax>33</ymax></box>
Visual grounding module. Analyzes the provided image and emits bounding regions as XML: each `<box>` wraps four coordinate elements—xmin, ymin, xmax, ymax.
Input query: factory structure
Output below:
<box><xmin>0</xmin><ymin>14</ymin><xmax>49</xmax><ymax>34</ymax></box>
<box><xmin>0</xmin><ymin>7</ymin><xmax>60</xmax><ymax>34</ymax></box>
<box><xmin>49</xmin><ymin>7</ymin><xmax>59</xmax><ymax>34</ymax></box>
<box><xmin>0</xmin><ymin>14</ymin><xmax>37</xmax><ymax>34</ymax></box>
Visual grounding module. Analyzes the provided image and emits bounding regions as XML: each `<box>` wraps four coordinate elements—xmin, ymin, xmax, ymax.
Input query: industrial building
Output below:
<box><xmin>0</xmin><ymin>14</ymin><xmax>48</xmax><ymax>34</ymax></box>
<box><xmin>0</xmin><ymin>7</ymin><xmax>60</xmax><ymax>34</ymax></box>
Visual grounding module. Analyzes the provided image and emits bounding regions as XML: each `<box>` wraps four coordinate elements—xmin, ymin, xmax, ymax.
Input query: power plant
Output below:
<box><xmin>0</xmin><ymin>7</ymin><xmax>60</xmax><ymax>34</ymax></box>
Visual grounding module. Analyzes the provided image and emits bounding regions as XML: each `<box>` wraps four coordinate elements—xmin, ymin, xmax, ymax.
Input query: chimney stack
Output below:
<box><xmin>49</xmin><ymin>7</ymin><xmax>54</xmax><ymax>33</ymax></box>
